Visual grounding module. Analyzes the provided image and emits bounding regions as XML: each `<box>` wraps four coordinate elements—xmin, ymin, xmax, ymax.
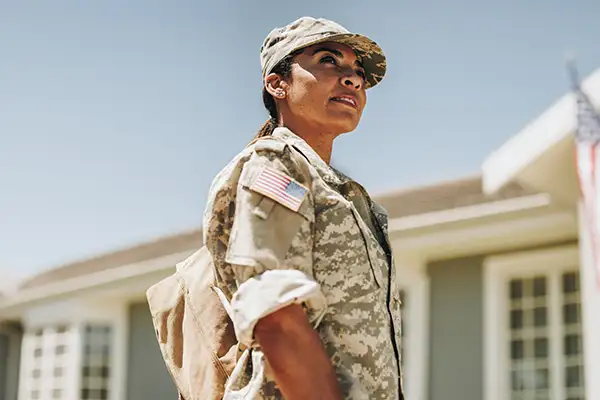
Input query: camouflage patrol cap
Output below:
<box><xmin>260</xmin><ymin>16</ymin><xmax>386</xmax><ymax>89</ymax></box>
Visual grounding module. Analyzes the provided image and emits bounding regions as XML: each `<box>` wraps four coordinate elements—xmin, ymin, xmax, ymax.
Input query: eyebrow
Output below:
<box><xmin>312</xmin><ymin>47</ymin><xmax>364</xmax><ymax>69</ymax></box>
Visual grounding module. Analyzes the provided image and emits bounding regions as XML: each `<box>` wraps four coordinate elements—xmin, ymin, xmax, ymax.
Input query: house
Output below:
<box><xmin>1</xmin><ymin>68</ymin><xmax>599</xmax><ymax>400</ymax></box>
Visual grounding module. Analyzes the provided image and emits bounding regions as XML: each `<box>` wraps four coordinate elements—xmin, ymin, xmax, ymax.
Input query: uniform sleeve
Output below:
<box><xmin>224</xmin><ymin>143</ymin><xmax>326</xmax><ymax>346</ymax></box>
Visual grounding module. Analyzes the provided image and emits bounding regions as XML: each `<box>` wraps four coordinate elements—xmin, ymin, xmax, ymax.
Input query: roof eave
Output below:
<box><xmin>482</xmin><ymin>68</ymin><xmax>600</xmax><ymax>203</ymax></box>
<box><xmin>388</xmin><ymin>193</ymin><xmax>552</xmax><ymax>232</ymax></box>
<box><xmin>0</xmin><ymin>249</ymin><xmax>193</xmax><ymax>317</ymax></box>
<box><xmin>0</xmin><ymin>195</ymin><xmax>575</xmax><ymax>315</ymax></box>
<box><xmin>390</xmin><ymin>195</ymin><xmax>577</xmax><ymax>262</ymax></box>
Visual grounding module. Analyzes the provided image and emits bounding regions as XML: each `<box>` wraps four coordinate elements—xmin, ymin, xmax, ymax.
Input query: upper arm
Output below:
<box><xmin>224</xmin><ymin>143</ymin><xmax>315</xmax><ymax>283</ymax></box>
<box><xmin>203</xmin><ymin>140</ymin><xmax>322</xmax><ymax>345</ymax></box>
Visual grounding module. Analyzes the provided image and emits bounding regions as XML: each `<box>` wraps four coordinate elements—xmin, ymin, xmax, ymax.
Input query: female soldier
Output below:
<box><xmin>203</xmin><ymin>16</ymin><xmax>403</xmax><ymax>400</ymax></box>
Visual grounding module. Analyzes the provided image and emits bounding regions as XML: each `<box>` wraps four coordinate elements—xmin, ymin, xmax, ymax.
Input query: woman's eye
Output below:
<box><xmin>320</xmin><ymin>55</ymin><xmax>337</xmax><ymax>65</ymax></box>
<box><xmin>356</xmin><ymin>69</ymin><xmax>366</xmax><ymax>79</ymax></box>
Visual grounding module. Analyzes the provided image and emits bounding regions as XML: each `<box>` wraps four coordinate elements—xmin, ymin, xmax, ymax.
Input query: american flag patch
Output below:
<box><xmin>249</xmin><ymin>166</ymin><xmax>308</xmax><ymax>212</ymax></box>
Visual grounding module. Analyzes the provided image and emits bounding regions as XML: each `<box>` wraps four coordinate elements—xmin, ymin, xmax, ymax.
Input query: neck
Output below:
<box><xmin>279</xmin><ymin>119</ymin><xmax>336</xmax><ymax>164</ymax></box>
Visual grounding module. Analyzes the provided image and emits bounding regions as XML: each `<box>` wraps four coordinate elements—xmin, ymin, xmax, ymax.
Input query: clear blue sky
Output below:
<box><xmin>1</xmin><ymin>0</ymin><xmax>599</xmax><ymax>278</ymax></box>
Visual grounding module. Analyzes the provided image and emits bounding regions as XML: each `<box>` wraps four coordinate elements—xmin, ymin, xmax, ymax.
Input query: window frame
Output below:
<box><xmin>80</xmin><ymin>323</ymin><xmax>114</xmax><ymax>400</ymax></box>
<box><xmin>16</xmin><ymin>299</ymin><xmax>128</xmax><ymax>400</ymax></box>
<box><xmin>18</xmin><ymin>323</ymin><xmax>78</xmax><ymax>400</ymax></box>
<box><xmin>483</xmin><ymin>244</ymin><xmax>583</xmax><ymax>400</ymax></box>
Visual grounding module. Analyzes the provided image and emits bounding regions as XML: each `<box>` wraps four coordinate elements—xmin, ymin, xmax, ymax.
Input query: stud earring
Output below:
<box><xmin>276</xmin><ymin>90</ymin><xmax>285</xmax><ymax>98</ymax></box>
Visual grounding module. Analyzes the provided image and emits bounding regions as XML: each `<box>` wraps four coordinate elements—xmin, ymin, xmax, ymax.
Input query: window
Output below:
<box><xmin>508</xmin><ymin>275</ymin><xmax>551</xmax><ymax>397</ymax></box>
<box><xmin>16</xmin><ymin>302</ymin><xmax>125</xmax><ymax>400</ymax></box>
<box><xmin>484</xmin><ymin>246</ymin><xmax>585</xmax><ymax>400</ymax></box>
<box><xmin>80</xmin><ymin>324</ymin><xmax>112</xmax><ymax>400</ymax></box>
<box><xmin>19</xmin><ymin>325</ymin><xmax>72</xmax><ymax>400</ymax></box>
<box><xmin>562</xmin><ymin>272</ymin><xmax>585</xmax><ymax>400</ymax></box>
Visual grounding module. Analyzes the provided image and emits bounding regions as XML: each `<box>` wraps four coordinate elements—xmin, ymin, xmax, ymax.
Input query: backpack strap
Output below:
<box><xmin>211</xmin><ymin>284</ymin><xmax>234</xmax><ymax>322</ymax></box>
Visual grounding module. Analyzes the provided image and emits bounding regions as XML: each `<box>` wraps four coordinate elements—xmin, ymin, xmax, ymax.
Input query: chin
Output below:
<box><xmin>328</xmin><ymin>118</ymin><xmax>360</xmax><ymax>135</ymax></box>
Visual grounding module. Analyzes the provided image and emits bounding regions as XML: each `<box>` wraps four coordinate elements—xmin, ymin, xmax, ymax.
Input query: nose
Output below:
<box><xmin>340</xmin><ymin>70</ymin><xmax>363</xmax><ymax>91</ymax></box>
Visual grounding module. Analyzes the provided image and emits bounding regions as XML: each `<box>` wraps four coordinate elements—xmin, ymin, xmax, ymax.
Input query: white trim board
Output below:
<box><xmin>388</xmin><ymin>194</ymin><xmax>552</xmax><ymax>232</ymax></box>
<box><xmin>395</xmin><ymin>259</ymin><xmax>430</xmax><ymax>400</ymax></box>
<box><xmin>576</xmin><ymin>201</ymin><xmax>600</xmax><ymax>400</ymax></box>
<box><xmin>392</xmin><ymin>211</ymin><xmax>577</xmax><ymax>262</ymax></box>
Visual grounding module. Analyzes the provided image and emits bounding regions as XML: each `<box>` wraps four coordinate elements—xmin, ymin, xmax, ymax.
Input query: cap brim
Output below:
<box><xmin>292</xmin><ymin>32</ymin><xmax>387</xmax><ymax>89</ymax></box>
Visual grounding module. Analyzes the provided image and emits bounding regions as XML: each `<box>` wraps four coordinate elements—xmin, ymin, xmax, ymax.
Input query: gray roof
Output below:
<box><xmin>0</xmin><ymin>272</ymin><xmax>25</xmax><ymax>297</ymax></box>
<box><xmin>17</xmin><ymin>175</ymin><xmax>537</xmax><ymax>290</ymax></box>
<box><xmin>19</xmin><ymin>229</ymin><xmax>202</xmax><ymax>290</ymax></box>
<box><xmin>375</xmin><ymin>175</ymin><xmax>536</xmax><ymax>219</ymax></box>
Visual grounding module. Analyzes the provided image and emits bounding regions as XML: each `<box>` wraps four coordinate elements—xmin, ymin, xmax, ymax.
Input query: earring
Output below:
<box><xmin>276</xmin><ymin>90</ymin><xmax>285</xmax><ymax>98</ymax></box>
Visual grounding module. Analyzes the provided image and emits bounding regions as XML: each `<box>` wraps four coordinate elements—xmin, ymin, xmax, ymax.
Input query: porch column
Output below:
<box><xmin>577</xmin><ymin>201</ymin><xmax>600</xmax><ymax>400</ymax></box>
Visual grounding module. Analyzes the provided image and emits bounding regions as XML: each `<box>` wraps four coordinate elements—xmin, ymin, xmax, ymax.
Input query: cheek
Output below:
<box><xmin>359</xmin><ymin>92</ymin><xmax>367</xmax><ymax>110</ymax></box>
<box><xmin>289</xmin><ymin>78</ymin><xmax>332</xmax><ymax>113</ymax></box>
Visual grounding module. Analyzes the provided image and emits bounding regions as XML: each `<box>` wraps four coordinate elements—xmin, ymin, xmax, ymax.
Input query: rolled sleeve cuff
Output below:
<box><xmin>230</xmin><ymin>269</ymin><xmax>327</xmax><ymax>346</ymax></box>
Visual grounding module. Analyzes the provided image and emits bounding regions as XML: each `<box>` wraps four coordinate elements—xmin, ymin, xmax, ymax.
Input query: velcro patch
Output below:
<box><xmin>249</xmin><ymin>166</ymin><xmax>308</xmax><ymax>212</ymax></box>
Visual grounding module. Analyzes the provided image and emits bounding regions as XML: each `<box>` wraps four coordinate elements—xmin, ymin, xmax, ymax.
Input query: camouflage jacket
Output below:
<box><xmin>203</xmin><ymin>127</ymin><xmax>403</xmax><ymax>399</ymax></box>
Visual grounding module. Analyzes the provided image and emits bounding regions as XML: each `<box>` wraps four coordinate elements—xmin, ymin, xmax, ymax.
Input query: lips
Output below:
<box><xmin>330</xmin><ymin>95</ymin><xmax>358</xmax><ymax>109</ymax></box>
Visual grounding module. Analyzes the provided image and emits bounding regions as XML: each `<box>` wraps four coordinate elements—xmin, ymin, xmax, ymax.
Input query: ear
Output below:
<box><xmin>264</xmin><ymin>73</ymin><xmax>289</xmax><ymax>99</ymax></box>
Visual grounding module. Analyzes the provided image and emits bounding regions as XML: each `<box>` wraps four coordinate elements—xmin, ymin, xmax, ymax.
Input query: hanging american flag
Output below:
<box><xmin>569</xmin><ymin>61</ymin><xmax>600</xmax><ymax>285</ymax></box>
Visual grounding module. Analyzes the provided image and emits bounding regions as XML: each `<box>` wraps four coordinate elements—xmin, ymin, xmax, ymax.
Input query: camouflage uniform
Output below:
<box><xmin>203</xmin><ymin>127</ymin><xmax>403</xmax><ymax>399</ymax></box>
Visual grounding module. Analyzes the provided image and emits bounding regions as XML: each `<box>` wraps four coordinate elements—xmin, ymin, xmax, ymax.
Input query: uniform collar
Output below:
<box><xmin>271</xmin><ymin>128</ymin><xmax>391</xmax><ymax>256</ymax></box>
<box><xmin>272</xmin><ymin>127</ymin><xmax>349</xmax><ymax>186</ymax></box>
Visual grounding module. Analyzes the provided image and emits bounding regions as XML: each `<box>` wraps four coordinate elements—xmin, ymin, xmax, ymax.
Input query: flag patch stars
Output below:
<box><xmin>250</xmin><ymin>166</ymin><xmax>308</xmax><ymax>212</ymax></box>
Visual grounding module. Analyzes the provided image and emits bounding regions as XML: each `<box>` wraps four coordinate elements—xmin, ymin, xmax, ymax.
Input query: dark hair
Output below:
<box><xmin>252</xmin><ymin>51</ymin><xmax>300</xmax><ymax>141</ymax></box>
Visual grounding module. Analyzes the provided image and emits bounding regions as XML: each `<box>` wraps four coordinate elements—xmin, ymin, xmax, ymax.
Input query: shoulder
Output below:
<box><xmin>207</xmin><ymin>136</ymin><xmax>311</xmax><ymax>199</ymax></box>
<box><xmin>241</xmin><ymin>136</ymin><xmax>312</xmax><ymax>188</ymax></box>
<box><xmin>248</xmin><ymin>135</ymin><xmax>288</xmax><ymax>154</ymax></box>
<box><xmin>371</xmin><ymin>200</ymin><xmax>388</xmax><ymax>217</ymax></box>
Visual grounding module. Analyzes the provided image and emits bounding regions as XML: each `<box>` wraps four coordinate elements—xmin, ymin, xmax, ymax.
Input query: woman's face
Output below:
<box><xmin>274</xmin><ymin>42</ymin><xmax>367</xmax><ymax>135</ymax></box>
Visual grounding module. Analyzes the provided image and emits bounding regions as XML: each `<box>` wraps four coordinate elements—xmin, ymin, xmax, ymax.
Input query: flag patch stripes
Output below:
<box><xmin>249</xmin><ymin>166</ymin><xmax>308</xmax><ymax>212</ymax></box>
